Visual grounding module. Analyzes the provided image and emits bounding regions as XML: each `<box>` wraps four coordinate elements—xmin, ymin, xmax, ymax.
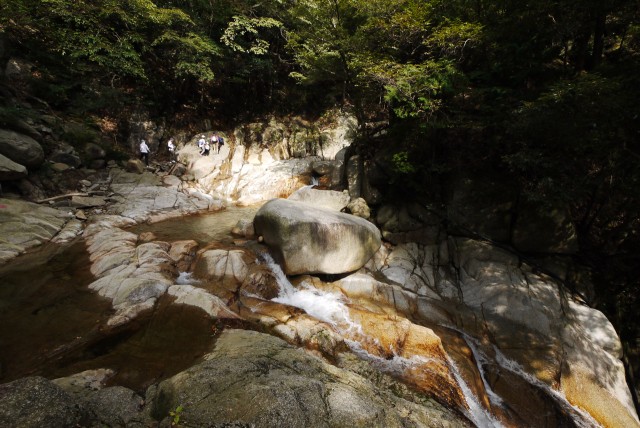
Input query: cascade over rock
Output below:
<box><xmin>253</xmin><ymin>198</ymin><xmax>382</xmax><ymax>275</ymax></box>
<box><xmin>353</xmin><ymin>238</ymin><xmax>640</xmax><ymax>428</ymax></box>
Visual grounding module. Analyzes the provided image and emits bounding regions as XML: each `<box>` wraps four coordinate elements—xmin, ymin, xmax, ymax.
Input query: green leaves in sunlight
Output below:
<box><xmin>391</xmin><ymin>151</ymin><xmax>417</xmax><ymax>174</ymax></box>
<box><xmin>380</xmin><ymin>61</ymin><xmax>465</xmax><ymax>120</ymax></box>
<box><xmin>221</xmin><ymin>16</ymin><xmax>283</xmax><ymax>55</ymax></box>
<box><xmin>1</xmin><ymin>0</ymin><xmax>220</xmax><ymax>83</ymax></box>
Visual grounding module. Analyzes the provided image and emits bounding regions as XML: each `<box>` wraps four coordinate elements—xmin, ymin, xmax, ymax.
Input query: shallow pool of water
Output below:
<box><xmin>130</xmin><ymin>204</ymin><xmax>261</xmax><ymax>245</ymax></box>
<box><xmin>0</xmin><ymin>206</ymin><xmax>260</xmax><ymax>392</ymax></box>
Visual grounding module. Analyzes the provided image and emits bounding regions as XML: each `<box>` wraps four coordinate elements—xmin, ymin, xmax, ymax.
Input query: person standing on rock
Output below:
<box><xmin>167</xmin><ymin>138</ymin><xmax>176</xmax><ymax>163</ymax></box>
<box><xmin>217</xmin><ymin>134</ymin><xmax>224</xmax><ymax>153</ymax></box>
<box><xmin>198</xmin><ymin>135</ymin><xmax>206</xmax><ymax>155</ymax></box>
<box><xmin>139</xmin><ymin>139</ymin><xmax>150</xmax><ymax>166</ymax></box>
<box><xmin>210</xmin><ymin>134</ymin><xmax>218</xmax><ymax>154</ymax></box>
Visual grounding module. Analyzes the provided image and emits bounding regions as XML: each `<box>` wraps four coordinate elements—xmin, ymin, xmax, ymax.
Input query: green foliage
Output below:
<box><xmin>380</xmin><ymin>61</ymin><xmax>465</xmax><ymax>120</ymax></box>
<box><xmin>221</xmin><ymin>15</ymin><xmax>283</xmax><ymax>55</ymax></box>
<box><xmin>169</xmin><ymin>404</ymin><xmax>184</xmax><ymax>426</ymax></box>
<box><xmin>391</xmin><ymin>151</ymin><xmax>416</xmax><ymax>174</ymax></box>
<box><xmin>503</xmin><ymin>72</ymin><xmax>634</xmax><ymax>205</ymax></box>
<box><xmin>0</xmin><ymin>0</ymin><xmax>221</xmax><ymax>98</ymax></box>
<box><xmin>153</xmin><ymin>30</ymin><xmax>220</xmax><ymax>82</ymax></box>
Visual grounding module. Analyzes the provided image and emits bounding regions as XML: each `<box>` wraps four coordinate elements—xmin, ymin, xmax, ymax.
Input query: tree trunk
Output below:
<box><xmin>590</xmin><ymin>11</ymin><xmax>606</xmax><ymax>69</ymax></box>
<box><xmin>573</xmin><ymin>31</ymin><xmax>591</xmax><ymax>72</ymax></box>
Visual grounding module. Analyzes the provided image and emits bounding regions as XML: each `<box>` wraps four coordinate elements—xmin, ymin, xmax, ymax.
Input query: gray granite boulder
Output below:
<box><xmin>148</xmin><ymin>329</ymin><xmax>466</xmax><ymax>428</ymax></box>
<box><xmin>0</xmin><ymin>152</ymin><xmax>27</xmax><ymax>181</ymax></box>
<box><xmin>254</xmin><ymin>198</ymin><xmax>381</xmax><ymax>275</ymax></box>
<box><xmin>287</xmin><ymin>186</ymin><xmax>350</xmax><ymax>211</ymax></box>
<box><xmin>0</xmin><ymin>129</ymin><xmax>44</xmax><ymax>168</ymax></box>
<box><xmin>0</xmin><ymin>377</ymin><xmax>84</xmax><ymax>427</ymax></box>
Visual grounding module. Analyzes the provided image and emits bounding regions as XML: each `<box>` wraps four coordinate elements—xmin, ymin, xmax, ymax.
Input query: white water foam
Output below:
<box><xmin>346</xmin><ymin>338</ymin><xmax>436</xmax><ymax>376</ymax></box>
<box><xmin>444</xmin><ymin>325</ymin><xmax>601</xmax><ymax>427</ymax></box>
<box><xmin>258</xmin><ymin>253</ymin><xmax>507</xmax><ymax>427</ymax></box>
<box><xmin>261</xmin><ymin>252</ymin><xmax>359</xmax><ymax>331</ymax></box>
<box><xmin>176</xmin><ymin>271</ymin><xmax>200</xmax><ymax>285</ymax></box>
<box><xmin>351</xmin><ymin>331</ymin><xmax>505</xmax><ymax>428</ymax></box>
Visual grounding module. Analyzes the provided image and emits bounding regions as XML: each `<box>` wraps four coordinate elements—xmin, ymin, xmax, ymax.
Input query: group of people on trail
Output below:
<box><xmin>138</xmin><ymin>132</ymin><xmax>225</xmax><ymax>164</ymax></box>
<box><xmin>198</xmin><ymin>133</ymin><xmax>224</xmax><ymax>156</ymax></box>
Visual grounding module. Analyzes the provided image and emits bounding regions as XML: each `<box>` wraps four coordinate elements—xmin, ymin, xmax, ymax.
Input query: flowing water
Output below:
<box><xmin>0</xmin><ymin>205</ymin><xmax>606</xmax><ymax>426</ymax></box>
<box><xmin>259</xmin><ymin>248</ymin><xmax>605</xmax><ymax>427</ymax></box>
<box><xmin>261</xmin><ymin>252</ymin><xmax>506</xmax><ymax>426</ymax></box>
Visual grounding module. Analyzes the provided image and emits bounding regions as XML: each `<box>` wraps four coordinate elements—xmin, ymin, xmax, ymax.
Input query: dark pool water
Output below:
<box><xmin>0</xmin><ymin>205</ymin><xmax>260</xmax><ymax>393</ymax></box>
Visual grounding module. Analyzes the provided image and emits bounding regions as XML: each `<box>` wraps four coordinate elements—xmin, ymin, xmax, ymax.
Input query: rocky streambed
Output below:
<box><xmin>0</xmin><ymin>126</ymin><xmax>638</xmax><ymax>427</ymax></box>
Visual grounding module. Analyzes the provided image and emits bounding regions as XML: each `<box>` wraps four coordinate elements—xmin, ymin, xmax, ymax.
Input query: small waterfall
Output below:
<box><xmin>447</xmin><ymin>325</ymin><xmax>602</xmax><ymax>428</ymax></box>
<box><xmin>260</xmin><ymin>252</ymin><xmax>505</xmax><ymax>426</ymax></box>
<box><xmin>458</xmin><ymin>332</ymin><xmax>506</xmax><ymax>408</ymax></box>
<box><xmin>310</xmin><ymin>175</ymin><xmax>319</xmax><ymax>186</ymax></box>
<box><xmin>261</xmin><ymin>253</ymin><xmax>357</xmax><ymax>331</ymax></box>
<box><xmin>447</xmin><ymin>356</ymin><xmax>505</xmax><ymax>428</ymax></box>
<box><xmin>258</xmin><ymin>255</ymin><xmax>606</xmax><ymax>427</ymax></box>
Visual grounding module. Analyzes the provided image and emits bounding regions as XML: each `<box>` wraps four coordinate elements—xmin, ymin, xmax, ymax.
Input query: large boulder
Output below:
<box><xmin>147</xmin><ymin>329</ymin><xmax>467</xmax><ymax>428</ymax></box>
<box><xmin>0</xmin><ymin>129</ymin><xmax>44</xmax><ymax>168</ymax></box>
<box><xmin>0</xmin><ymin>152</ymin><xmax>27</xmax><ymax>180</ymax></box>
<box><xmin>254</xmin><ymin>198</ymin><xmax>381</xmax><ymax>275</ymax></box>
<box><xmin>0</xmin><ymin>377</ymin><xmax>84</xmax><ymax>427</ymax></box>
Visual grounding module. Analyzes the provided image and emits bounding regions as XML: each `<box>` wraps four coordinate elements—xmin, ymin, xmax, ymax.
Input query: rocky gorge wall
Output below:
<box><xmin>0</xmin><ymin>106</ymin><xmax>638</xmax><ymax>426</ymax></box>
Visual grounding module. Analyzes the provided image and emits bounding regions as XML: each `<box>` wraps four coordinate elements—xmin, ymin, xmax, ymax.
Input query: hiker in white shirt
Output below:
<box><xmin>167</xmin><ymin>138</ymin><xmax>176</xmax><ymax>163</ymax></box>
<box><xmin>139</xmin><ymin>139</ymin><xmax>150</xmax><ymax>165</ymax></box>
<box><xmin>198</xmin><ymin>135</ymin><xmax>206</xmax><ymax>155</ymax></box>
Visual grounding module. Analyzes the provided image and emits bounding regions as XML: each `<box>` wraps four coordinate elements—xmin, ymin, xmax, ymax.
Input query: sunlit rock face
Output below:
<box><xmin>287</xmin><ymin>186</ymin><xmax>351</xmax><ymax>211</ymax></box>
<box><xmin>170</xmin><ymin>111</ymin><xmax>355</xmax><ymax>206</ymax></box>
<box><xmin>253</xmin><ymin>198</ymin><xmax>381</xmax><ymax>275</ymax></box>
<box><xmin>339</xmin><ymin>238</ymin><xmax>640</xmax><ymax>428</ymax></box>
<box><xmin>192</xmin><ymin>247</ymin><xmax>254</xmax><ymax>298</ymax></box>
<box><xmin>84</xmin><ymin>225</ymin><xmax>175</xmax><ymax>327</ymax></box>
<box><xmin>0</xmin><ymin>197</ymin><xmax>72</xmax><ymax>263</ymax></box>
